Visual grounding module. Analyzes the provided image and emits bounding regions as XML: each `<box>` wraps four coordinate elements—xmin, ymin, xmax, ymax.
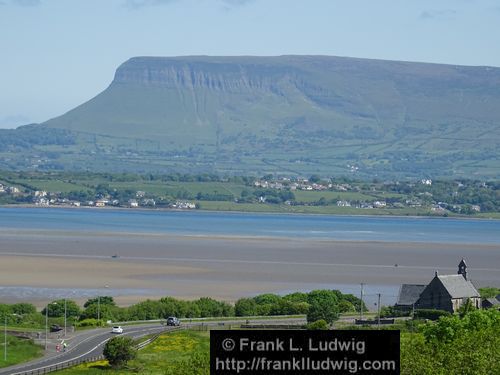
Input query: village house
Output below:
<box><xmin>482</xmin><ymin>296</ymin><xmax>500</xmax><ymax>310</ymax></box>
<box><xmin>95</xmin><ymin>200</ymin><xmax>106</xmax><ymax>207</ymax></box>
<box><xmin>7</xmin><ymin>186</ymin><xmax>20</xmax><ymax>194</ymax></box>
<box><xmin>421</xmin><ymin>179</ymin><xmax>432</xmax><ymax>185</ymax></box>
<box><xmin>173</xmin><ymin>201</ymin><xmax>196</xmax><ymax>209</ymax></box>
<box><xmin>373</xmin><ymin>201</ymin><xmax>387</xmax><ymax>208</ymax></box>
<box><xmin>141</xmin><ymin>198</ymin><xmax>156</xmax><ymax>206</ymax></box>
<box><xmin>34</xmin><ymin>197</ymin><xmax>50</xmax><ymax>206</ymax></box>
<box><xmin>337</xmin><ymin>200</ymin><xmax>351</xmax><ymax>207</ymax></box>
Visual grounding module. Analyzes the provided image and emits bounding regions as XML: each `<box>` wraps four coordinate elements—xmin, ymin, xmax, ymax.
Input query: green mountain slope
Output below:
<box><xmin>2</xmin><ymin>55</ymin><xmax>500</xmax><ymax>178</ymax></box>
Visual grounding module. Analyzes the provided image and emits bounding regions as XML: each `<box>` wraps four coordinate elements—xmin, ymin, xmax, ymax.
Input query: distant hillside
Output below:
<box><xmin>1</xmin><ymin>55</ymin><xmax>500</xmax><ymax>178</ymax></box>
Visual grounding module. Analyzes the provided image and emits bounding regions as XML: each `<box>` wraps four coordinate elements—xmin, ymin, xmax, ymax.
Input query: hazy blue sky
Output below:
<box><xmin>1</xmin><ymin>0</ymin><xmax>499</xmax><ymax>128</ymax></box>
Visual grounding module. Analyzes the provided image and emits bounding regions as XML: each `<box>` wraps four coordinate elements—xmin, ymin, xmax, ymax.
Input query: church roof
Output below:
<box><xmin>437</xmin><ymin>275</ymin><xmax>480</xmax><ymax>298</ymax></box>
<box><xmin>396</xmin><ymin>284</ymin><xmax>426</xmax><ymax>306</ymax></box>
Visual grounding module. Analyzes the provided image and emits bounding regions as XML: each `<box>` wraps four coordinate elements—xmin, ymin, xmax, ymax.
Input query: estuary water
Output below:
<box><xmin>0</xmin><ymin>207</ymin><xmax>499</xmax><ymax>244</ymax></box>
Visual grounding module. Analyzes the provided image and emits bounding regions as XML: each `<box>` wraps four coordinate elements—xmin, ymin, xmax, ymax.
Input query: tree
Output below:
<box><xmin>234</xmin><ymin>298</ymin><xmax>258</xmax><ymax>316</ymax></box>
<box><xmin>11</xmin><ymin>303</ymin><xmax>36</xmax><ymax>315</ymax></box>
<box><xmin>283</xmin><ymin>292</ymin><xmax>309</xmax><ymax>303</ymax></box>
<box><xmin>80</xmin><ymin>304</ymin><xmax>120</xmax><ymax>322</ymax></box>
<box><xmin>103</xmin><ymin>336</ymin><xmax>137</xmax><ymax>369</ymax></box>
<box><xmin>402</xmin><ymin>309</ymin><xmax>500</xmax><ymax>375</ymax></box>
<box><xmin>478</xmin><ymin>286</ymin><xmax>500</xmax><ymax>298</ymax></box>
<box><xmin>253</xmin><ymin>294</ymin><xmax>282</xmax><ymax>305</ymax></box>
<box><xmin>42</xmin><ymin>300</ymin><xmax>80</xmax><ymax>318</ymax></box>
<box><xmin>309</xmin><ymin>175</ymin><xmax>321</xmax><ymax>183</ymax></box>
<box><xmin>194</xmin><ymin>297</ymin><xmax>233</xmax><ymax>317</ymax></box>
<box><xmin>306</xmin><ymin>290</ymin><xmax>340</xmax><ymax>324</ymax></box>
<box><xmin>84</xmin><ymin>296</ymin><xmax>116</xmax><ymax>308</ymax></box>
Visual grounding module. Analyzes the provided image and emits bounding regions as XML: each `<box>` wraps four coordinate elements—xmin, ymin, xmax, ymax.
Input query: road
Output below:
<box><xmin>0</xmin><ymin>317</ymin><xmax>307</xmax><ymax>375</ymax></box>
<box><xmin>0</xmin><ymin>323</ymin><xmax>174</xmax><ymax>375</ymax></box>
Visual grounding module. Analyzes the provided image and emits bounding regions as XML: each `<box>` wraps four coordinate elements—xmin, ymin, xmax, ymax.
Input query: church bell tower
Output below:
<box><xmin>458</xmin><ymin>259</ymin><xmax>467</xmax><ymax>280</ymax></box>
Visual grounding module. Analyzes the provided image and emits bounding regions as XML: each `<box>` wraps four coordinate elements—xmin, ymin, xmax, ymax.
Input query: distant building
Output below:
<box><xmin>7</xmin><ymin>186</ymin><xmax>20</xmax><ymax>194</ymax></box>
<box><xmin>421</xmin><ymin>179</ymin><xmax>432</xmax><ymax>186</ymax></box>
<box><xmin>337</xmin><ymin>200</ymin><xmax>351</xmax><ymax>207</ymax></box>
<box><xmin>416</xmin><ymin>259</ymin><xmax>481</xmax><ymax>313</ymax></box>
<box><xmin>373</xmin><ymin>201</ymin><xmax>387</xmax><ymax>208</ymax></box>
<box><xmin>142</xmin><ymin>198</ymin><xmax>156</xmax><ymax>206</ymax></box>
<box><xmin>482</xmin><ymin>297</ymin><xmax>500</xmax><ymax>310</ymax></box>
<box><xmin>173</xmin><ymin>201</ymin><xmax>196</xmax><ymax>209</ymax></box>
<box><xmin>34</xmin><ymin>197</ymin><xmax>50</xmax><ymax>206</ymax></box>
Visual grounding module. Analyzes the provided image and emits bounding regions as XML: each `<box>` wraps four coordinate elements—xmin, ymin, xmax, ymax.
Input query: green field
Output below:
<box><xmin>293</xmin><ymin>190</ymin><xmax>380</xmax><ymax>202</ymax></box>
<box><xmin>0</xmin><ymin>334</ymin><xmax>43</xmax><ymax>369</ymax></box>
<box><xmin>197</xmin><ymin>200</ymin><xmax>432</xmax><ymax>216</ymax></box>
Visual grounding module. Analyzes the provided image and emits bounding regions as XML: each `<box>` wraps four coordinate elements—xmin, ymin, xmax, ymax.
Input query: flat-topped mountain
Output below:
<box><xmin>2</xmin><ymin>55</ymin><xmax>500</xmax><ymax>178</ymax></box>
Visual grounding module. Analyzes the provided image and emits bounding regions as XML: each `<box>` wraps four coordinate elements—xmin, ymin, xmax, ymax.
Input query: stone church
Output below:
<box><xmin>397</xmin><ymin>259</ymin><xmax>481</xmax><ymax>313</ymax></box>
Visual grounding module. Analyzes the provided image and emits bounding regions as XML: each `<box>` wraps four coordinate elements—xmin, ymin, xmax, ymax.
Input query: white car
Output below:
<box><xmin>111</xmin><ymin>326</ymin><xmax>123</xmax><ymax>334</ymax></box>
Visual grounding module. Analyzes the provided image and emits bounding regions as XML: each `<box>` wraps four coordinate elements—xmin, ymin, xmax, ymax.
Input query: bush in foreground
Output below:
<box><xmin>306</xmin><ymin>319</ymin><xmax>329</xmax><ymax>330</ymax></box>
<box><xmin>103</xmin><ymin>336</ymin><xmax>137</xmax><ymax>369</ymax></box>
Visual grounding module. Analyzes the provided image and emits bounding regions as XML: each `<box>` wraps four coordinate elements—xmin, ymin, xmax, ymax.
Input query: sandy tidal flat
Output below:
<box><xmin>0</xmin><ymin>229</ymin><xmax>499</xmax><ymax>306</ymax></box>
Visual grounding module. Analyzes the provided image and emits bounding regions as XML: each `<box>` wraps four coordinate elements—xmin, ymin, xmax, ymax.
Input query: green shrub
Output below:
<box><xmin>103</xmin><ymin>336</ymin><xmax>137</xmax><ymax>369</ymax></box>
<box><xmin>414</xmin><ymin>309</ymin><xmax>451</xmax><ymax>321</ymax></box>
<box><xmin>306</xmin><ymin>319</ymin><xmax>329</xmax><ymax>330</ymax></box>
<box><xmin>75</xmin><ymin>318</ymin><xmax>104</xmax><ymax>328</ymax></box>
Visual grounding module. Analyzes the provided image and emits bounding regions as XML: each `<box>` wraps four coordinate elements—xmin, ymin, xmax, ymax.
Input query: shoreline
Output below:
<box><xmin>1</xmin><ymin>203</ymin><xmax>498</xmax><ymax>221</ymax></box>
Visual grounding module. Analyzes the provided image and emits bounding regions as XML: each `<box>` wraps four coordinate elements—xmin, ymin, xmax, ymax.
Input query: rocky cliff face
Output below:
<box><xmin>113</xmin><ymin>56</ymin><xmax>304</xmax><ymax>92</ymax></box>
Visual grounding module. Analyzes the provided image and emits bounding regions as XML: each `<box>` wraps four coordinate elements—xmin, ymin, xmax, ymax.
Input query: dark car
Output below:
<box><xmin>50</xmin><ymin>324</ymin><xmax>63</xmax><ymax>332</ymax></box>
<box><xmin>166</xmin><ymin>317</ymin><xmax>180</xmax><ymax>326</ymax></box>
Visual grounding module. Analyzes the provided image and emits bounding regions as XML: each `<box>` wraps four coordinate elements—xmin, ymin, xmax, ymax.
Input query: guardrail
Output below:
<box><xmin>135</xmin><ymin>326</ymin><xmax>184</xmax><ymax>350</ymax></box>
<box><xmin>110</xmin><ymin>314</ymin><xmax>306</xmax><ymax>326</ymax></box>
<box><xmin>9</xmin><ymin>355</ymin><xmax>104</xmax><ymax>375</ymax></box>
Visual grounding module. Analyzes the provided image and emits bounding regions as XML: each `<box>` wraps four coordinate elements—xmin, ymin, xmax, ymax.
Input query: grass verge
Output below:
<box><xmin>0</xmin><ymin>334</ymin><xmax>43</xmax><ymax>369</ymax></box>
